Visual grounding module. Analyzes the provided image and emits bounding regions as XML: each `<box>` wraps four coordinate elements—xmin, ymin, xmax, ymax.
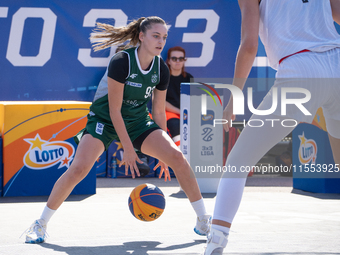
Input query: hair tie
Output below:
<box><xmin>140</xmin><ymin>18</ymin><xmax>146</xmax><ymax>27</ymax></box>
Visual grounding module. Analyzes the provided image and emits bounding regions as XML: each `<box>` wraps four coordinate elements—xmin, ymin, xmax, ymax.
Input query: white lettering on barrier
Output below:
<box><xmin>77</xmin><ymin>9</ymin><xmax>128</xmax><ymax>67</ymax></box>
<box><xmin>6</xmin><ymin>8</ymin><xmax>57</xmax><ymax>66</ymax></box>
<box><xmin>175</xmin><ymin>9</ymin><xmax>219</xmax><ymax>67</ymax></box>
<box><xmin>2</xmin><ymin>7</ymin><xmax>220</xmax><ymax>68</ymax></box>
<box><xmin>0</xmin><ymin>7</ymin><xmax>8</xmax><ymax>18</ymax></box>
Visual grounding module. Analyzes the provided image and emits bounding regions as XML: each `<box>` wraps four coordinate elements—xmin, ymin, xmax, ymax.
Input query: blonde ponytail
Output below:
<box><xmin>91</xmin><ymin>16</ymin><xmax>166</xmax><ymax>52</ymax></box>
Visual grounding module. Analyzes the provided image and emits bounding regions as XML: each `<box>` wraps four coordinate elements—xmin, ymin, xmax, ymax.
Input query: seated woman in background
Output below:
<box><xmin>165</xmin><ymin>46</ymin><xmax>193</xmax><ymax>148</ymax></box>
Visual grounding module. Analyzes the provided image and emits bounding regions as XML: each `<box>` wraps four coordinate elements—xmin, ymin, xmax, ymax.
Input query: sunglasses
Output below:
<box><xmin>170</xmin><ymin>56</ymin><xmax>186</xmax><ymax>62</ymax></box>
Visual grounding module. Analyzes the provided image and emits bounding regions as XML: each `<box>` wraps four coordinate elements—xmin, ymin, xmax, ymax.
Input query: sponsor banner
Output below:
<box><xmin>200</xmin><ymin>110</ymin><xmax>215</xmax><ymax>161</ymax></box>
<box><xmin>180</xmin><ymin>83</ymin><xmax>224</xmax><ymax>193</ymax></box>
<box><xmin>180</xmin><ymin>88</ymin><xmax>190</xmax><ymax>160</ymax></box>
<box><xmin>297</xmin><ymin>132</ymin><xmax>317</xmax><ymax>165</ymax></box>
<box><xmin>311</xmin><ymin>107</ymin><xmax>327</xmax><ymax>132</ymax></box>
<box><xmin>292</xmin><ymin>123</ymin><xmax>340</xmax><ymax>193</ymax></box>
<box><xmin>180</xmin><ymin>83</ymin><xmax>190</xmax><ymax>161</ymax></box>
<box><xmin>23</xmin><ymin>134</ymin><xmax>75</xmax><ymax>170</ymax></box>
<box><xmin>0</xmin><ymin>101</ymin><xmax>98</xmax><ymax>196</ymax></box>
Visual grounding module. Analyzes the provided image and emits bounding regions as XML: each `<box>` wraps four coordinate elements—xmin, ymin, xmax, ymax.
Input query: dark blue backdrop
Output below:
<box><xmin>0</xmin><ymin>0</ymin><xmax>241</xmax><ymax>101</ymax></box>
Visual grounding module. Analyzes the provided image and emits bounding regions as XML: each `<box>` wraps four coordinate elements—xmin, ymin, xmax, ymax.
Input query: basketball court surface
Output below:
<box><xmin>1</xmin><ymin>175</ymin><xmax>340</xmax><ymax>255</ymax></box>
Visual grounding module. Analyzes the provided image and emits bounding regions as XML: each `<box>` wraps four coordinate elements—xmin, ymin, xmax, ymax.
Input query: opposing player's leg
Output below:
<box><xmin>25</xmin><ymin>134</ymin><xmax>104</xmax><ymax>243</ymax></box>
<box><xmin>141</xmin><ymin>129</ymin><xmax>211</xmax><ymax>235</ymax></box>
<box><xmin>204</xmin><ymin>114</ymin><xmax>295</xmax><ymax>254</ymax></box>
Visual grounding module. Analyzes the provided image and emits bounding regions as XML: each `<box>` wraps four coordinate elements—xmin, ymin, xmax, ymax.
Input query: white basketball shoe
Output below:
<box><xmin>24</xmin><ymin>219</ymin><xmax>48</xmax><ymax>244</ymax></box>
<box><xmin>203</xmin><ymin>228</ymin><xmax>229</xmax><ymax>255</ymax></box>
<box><xmin>194</xmin><ymin>214</ymin><xmax>212</xmax><ymax>236</ymax></box>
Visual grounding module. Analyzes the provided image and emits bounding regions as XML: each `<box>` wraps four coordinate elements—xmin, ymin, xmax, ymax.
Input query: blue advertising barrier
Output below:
<box><xmin>2</xmin><ymin>1</ymin><xmax>339</xmax><ymax>121</ymax></box>
<box><xmin>292</xmin><ymin>123</ymin><xmax>340</xmax><ymax>193</ymax></box>
<box><xmin>0</xmin><ymin>101</ymin><xmax>96</xmax><ymax>197</ymax></box>
<box><xmin>3</xmin><ymin>138</ymin><xmax>97</xmax><ymax>197</ymax></box>
<box><xmin>0</xmin><ymin>0</ymin><xmax>242</xmax><ymax>102</ymax></box>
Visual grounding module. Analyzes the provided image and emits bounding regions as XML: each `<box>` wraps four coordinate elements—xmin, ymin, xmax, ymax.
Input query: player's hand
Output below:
<box><xmin>223</xmin><ymin>100</ymin><xmax>236</xmax><ymax>132</ymax></box>
<box><xmin>119</xmin><ymin>147</ymin><xmax>143</xmax><ymax>178</ymax></box>
<box><xmin>154</xmin><ymin>161</ymin><xmax>171</xmax><ymax>182</ymax></box>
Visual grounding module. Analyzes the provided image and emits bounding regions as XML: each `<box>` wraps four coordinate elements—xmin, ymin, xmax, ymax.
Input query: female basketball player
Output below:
<box><xmin>24</xmin><ymin>16</ymin><xmax>211</xmax><ymax>244</ymax></box>
<box><xmin>165</xmin><ymin>46</ymin><xmax>193</xmax><ymax>148</ymax></box>
<box><xmin>204</xmin><ymin>0</ymin><xmax>340</xmax><ymax>254</ymax></box>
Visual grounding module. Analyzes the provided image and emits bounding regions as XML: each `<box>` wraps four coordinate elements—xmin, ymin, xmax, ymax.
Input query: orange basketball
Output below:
<box><xmin>128</xmin><ymin>183</ymin><xmax>165</xmax><ymax>221</ymax></box>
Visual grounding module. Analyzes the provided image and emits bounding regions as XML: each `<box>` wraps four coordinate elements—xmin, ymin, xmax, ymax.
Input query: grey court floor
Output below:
<box><xmin>1</xmin><ymin>175</ymin><xmax>340</xmax><ymax>255</ymax></box>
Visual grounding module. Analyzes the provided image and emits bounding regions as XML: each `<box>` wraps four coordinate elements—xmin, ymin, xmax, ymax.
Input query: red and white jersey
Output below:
<box><xmin>259</xmin><ymin>0</ymin><xmax>340</xmax><ymax>70</ymax></box>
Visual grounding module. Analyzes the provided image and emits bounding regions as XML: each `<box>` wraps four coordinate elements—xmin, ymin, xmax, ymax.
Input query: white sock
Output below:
<box><xmin>211</xmin><ymin>224</ymin><xmax>230</xmax><ymax>235</ymax></box>
<box><xmin>191</xmin><ymin>198</ymin><xmax>207</xmax><ymax>217</ymax></box>
<box><xmin>39</xmin><ymin>206</ymin><xmax>56</xmax><ymax>225</ymax></box>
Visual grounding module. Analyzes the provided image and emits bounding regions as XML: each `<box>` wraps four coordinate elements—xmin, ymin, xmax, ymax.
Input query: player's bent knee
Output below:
<box><xmin>168</xmin><ymin>150</ymin><xmax>188</xmax><ymax>169</ymax></box>
<box><xmin>67</xmin><ymin>164</ymin><xmax>91</xmax><ymax>183</ymax></box>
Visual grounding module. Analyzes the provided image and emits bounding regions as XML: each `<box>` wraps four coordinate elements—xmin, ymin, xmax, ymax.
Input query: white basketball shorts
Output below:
<box><xmin>257</xmin><ymin>47</ymin><xmax>340</xmax><ymax>138</ymax></box>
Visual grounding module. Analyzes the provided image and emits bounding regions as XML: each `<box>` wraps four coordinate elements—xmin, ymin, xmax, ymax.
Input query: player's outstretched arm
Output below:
<box><xmin>151</xmin><ymin>88</ymin><xmax>167</xmax><ymax>131</ymax></box>
<box><xmin>107</xmin><ymin>77</ymin><xmax>142</xmax><ymax>178</ymax></box>
<box><xmin>234</xmin><ymin>0</ymin><xmax>260</xmax><ymax>84</ymax></box>
<box><xmin>223</xmin><ymin>0</ymin><xmax>260</xmax><ymax>132</ymax></box>
<box><xmin>331</xmin><ymin>0</ymin><xmax>340</xmax><ymax>25</ymax></box>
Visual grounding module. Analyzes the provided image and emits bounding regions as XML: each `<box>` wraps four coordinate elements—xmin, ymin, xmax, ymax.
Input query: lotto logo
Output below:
<box><xmin>298</xmin><ymin>132</ymin><xmax>317</xmax><ymax>164</ymax></box>
<box><xmin>23</xmin><ymin>134</ymin><xmax>75</xmax><ymax>170</ymax></box>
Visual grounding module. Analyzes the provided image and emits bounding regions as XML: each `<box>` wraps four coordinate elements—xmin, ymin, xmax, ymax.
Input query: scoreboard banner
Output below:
<box><xmin>0</xmin><ymin>0</ymin><xmax>241</xmax><ymax>101</ymax></box>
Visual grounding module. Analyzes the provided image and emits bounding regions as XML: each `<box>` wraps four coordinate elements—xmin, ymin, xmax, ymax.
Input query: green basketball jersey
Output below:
<box><xmin>90</xmin><ymin>47</ymin><xmax>160</xmax><ymax>123</ymax></box>
<box><xmin>121</xmin><ymin>47</ymin><xmax>160</xmax><ymax>121</ymax></box>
